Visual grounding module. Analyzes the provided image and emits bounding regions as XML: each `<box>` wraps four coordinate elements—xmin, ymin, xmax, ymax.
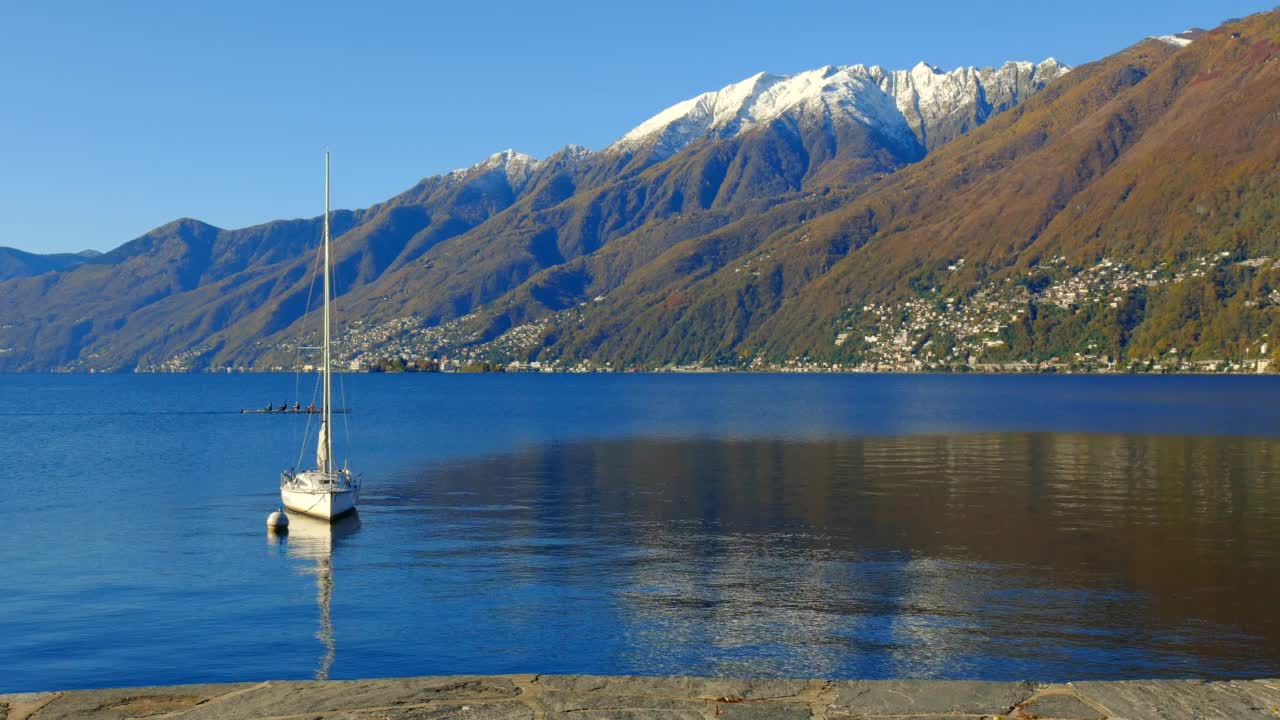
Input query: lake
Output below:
<box><xmin>2</xmin><ymin>373</ymin><xmax>1279</xmax><ymax>692</ymax></box>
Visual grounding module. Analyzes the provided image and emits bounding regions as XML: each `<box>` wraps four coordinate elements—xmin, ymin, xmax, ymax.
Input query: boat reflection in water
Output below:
<box><xmin>268</xmin><ymin>511</ymin><xmax>361</xmax><ymax>679</ymax></box>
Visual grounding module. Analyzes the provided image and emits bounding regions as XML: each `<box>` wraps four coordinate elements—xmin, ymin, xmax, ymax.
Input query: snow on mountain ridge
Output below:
<box><xmin>451</xmin><ymin>149</ymin><xmax>538</xmax><ymax>178</ymax></box>
<box><xmin>613</xmin><ymin>71</ymin><xmax>789</xmax><ymax>158</ymax></box>
<box><xmin>555</xmin><ymin>144</ymin><xmax>593</xmax><ymax>161</ymax></box>
<box><xmin>1153</xmin><ymin>29</ymin><xmax>1199</xmax><ymax>47</ymax></box>
<box><xmin>449</xmin><ymin>145</ymin><xmax>594</xmax><ymax>181</ymax></box>
<box><xmin>430</xmin><ymin>58</ymin><xmax>1070</xmax><ymax>191</ymax></box>
<box><xmin>879</xmin><ymin>58</ymin><xmax>1068</xmax><ymax>149</ymax></box>
<box><xmin>610</xmin><ymin>58</ymin><xmax>1071</xmax><ymax>158</ymax></box>
<box><xmin>445</xmin><ymin>147</ymin><xmax>594</xmax><ymax>194</ymax></box>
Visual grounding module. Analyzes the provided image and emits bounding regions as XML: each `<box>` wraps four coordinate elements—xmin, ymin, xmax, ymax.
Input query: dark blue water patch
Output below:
<box><xmin>2</xmin><ymin>374</ymin><xmax>1280</xmax><ymax>691</ymax></box>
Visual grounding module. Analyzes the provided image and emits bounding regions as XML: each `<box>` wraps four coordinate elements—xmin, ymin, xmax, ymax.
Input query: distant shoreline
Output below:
<box><xmin>7</xmin><ymin>367</ymin><xmax>1278</xmax><ymax>377</ymax></box>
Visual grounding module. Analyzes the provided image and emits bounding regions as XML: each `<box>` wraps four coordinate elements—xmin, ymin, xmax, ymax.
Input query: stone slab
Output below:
<box><xmin>533</xmin><ymin>675</ymin><xmax>806</xmax><ymax>720</ymax></box>
<box><xmin>828</xmin><ymin>680</ymin><xmax>1038</xmax><ymax>716</ymax></box>
<box><xmin>9</xmin><ymin>684</ymin><xmax>255</xmax><ymax>720</ymax></box>
<box><xmin>169</xmin><ymin>676</ymin><xmax>521</xmax><ymax>720</ymax></box>
<box><xmin>1014</xmin><ymin>692</ymin><xmax>1105</xmax><ymax>719</ymax></box>
<box><xmin>715</xmin><ymin>701</ymin><xmax>811</xmax><ymax>720</ymax></box>
<box><xmin>319</xmin><ymin>701</ymin><xmax>536</xmax><ymax>720</ymax></box>
<box><xmin>0</xmin><ymin>692</ymin><xmax>60</xmax><ymax>720</ymax></box>
<box><xmin>855</xmin><ymin>712</ymin><xmax>972</xmax><ymax>717</ymax></box>
<box><xmin>12</xmin><ymin>675</ymin><xmax>1280</xmax><ymax>720</ymax></box>
<box><xmin>545</xmin><ymin>711</ymin><xmax>706</xmax><ymax>720</ymax></box>
<box><xmin>539</xmin><ymin>694</ymin><xmax>702</xmax><ymax>713</ymax></box>
<box><xmin>1071</xmin><ymin>679</ymin><xmax>1280</xmax><ymax>719</ymax></box>
<box><xmin>534</xmin><ymin>676</ymin><xmax>808</xmax><ymax>701</ymax></box>
<box><xmin>537</xmin><ymin>687</ymin><xmax>707</xmax><ymax>720</ymax></box>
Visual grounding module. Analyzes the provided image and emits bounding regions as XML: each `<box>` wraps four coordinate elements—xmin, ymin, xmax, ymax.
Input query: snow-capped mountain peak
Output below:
<box><xmin>1153</xmin><ymin>28</ymin><xmax>1202</xmax><ymax>47</ymax></box>
<box><xmin>556</xmin><ymin>144</ymin><xmax>593</xmax><ymax>161</ymax></box>
<box><xmin>609</xmin><ymin>58</ymin><xmax>1071</xmax><ymax>158</ymax></box>
<box><xmin>610</xmin><ymin>65</ymin><xmax>916</xmax><ymax>158</ymax></box>
<box><xmin>613</xmin><ymin>71</ymin><xmax>784</xmax><ymax>156</ymax></box>
<box><xmin>442</xmin><ymin>147</ymin><xmax>542</xmax><ymax>193</ymax></box>
<box><xmin>480</xmin><ymin>149</ymin><xmax>539</xmax><ymax>174</ymax></box>
<box><xmin>911</xmin><ymin>61</ymin><xmax>941</xmax><ymax>79</ymax></box>
<box><xmin>449</xmin><ymin>149</ymin><xmax>541</xmax><ymax>190</ymax></box>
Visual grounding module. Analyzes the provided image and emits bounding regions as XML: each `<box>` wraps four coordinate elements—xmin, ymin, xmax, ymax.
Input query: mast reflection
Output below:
<box><xmin>272</xmin><ymin>511</ymin><xmax>361</xmax><ymax>679</ymax></box>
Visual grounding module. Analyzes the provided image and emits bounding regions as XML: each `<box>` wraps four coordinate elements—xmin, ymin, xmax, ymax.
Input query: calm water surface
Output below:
<box><xmin>2</xmin><ymin>374</ymin><xmax>1279</xmax><ymax>691</ymax></box>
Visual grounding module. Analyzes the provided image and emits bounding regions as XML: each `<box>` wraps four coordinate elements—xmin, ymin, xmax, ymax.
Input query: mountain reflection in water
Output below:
<box><xmin>10</xmin><ymin>374</ymin><xmax>1280</xmax><ymax>692</ymax></box>
<box><xmin>382</xmin><ymin>433</ymin><xmax>1280</xmax><ymax>679</ymax></box>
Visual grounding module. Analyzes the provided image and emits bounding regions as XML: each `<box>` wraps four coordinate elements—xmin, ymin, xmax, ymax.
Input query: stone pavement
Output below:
<box><xmin>3</xmin><ymin>675</ymin><xmax>1280</xmax><ymax>720</ymax></box>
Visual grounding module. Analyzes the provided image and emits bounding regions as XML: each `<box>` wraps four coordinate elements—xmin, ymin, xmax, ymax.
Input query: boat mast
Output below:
<box><xmin>322</xmin><ymin>151</ymin><xmax>332</xmax><ymax>474</ymax></box>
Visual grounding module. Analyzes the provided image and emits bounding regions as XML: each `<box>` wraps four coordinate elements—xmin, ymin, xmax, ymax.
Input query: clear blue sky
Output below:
<box><xmin>1</xmin><ymin>0</ymin><xmax>1271</xmax><ymax>254</ymax></box>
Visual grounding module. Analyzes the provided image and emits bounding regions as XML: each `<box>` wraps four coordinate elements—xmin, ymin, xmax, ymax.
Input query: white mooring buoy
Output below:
<box><xmin>267</xmin><ymin>510</ymin><xmax>289</xmax><ymax>531</ymax></box>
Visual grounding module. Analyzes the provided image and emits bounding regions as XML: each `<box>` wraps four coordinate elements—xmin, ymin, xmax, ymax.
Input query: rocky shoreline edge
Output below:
<box><xmin>3</xmin><ymin>674</ymin><xmax>1279</xmax><ymax>720</ymax></box>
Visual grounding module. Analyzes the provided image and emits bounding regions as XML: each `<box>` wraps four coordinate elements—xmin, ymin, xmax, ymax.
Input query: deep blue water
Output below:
<box><xmin>2</xmin><ymin>373</ymin><xmax>1280</xmax><ymax>692</ymax></box>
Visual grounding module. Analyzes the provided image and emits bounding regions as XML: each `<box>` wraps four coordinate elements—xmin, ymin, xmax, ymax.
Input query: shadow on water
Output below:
<box><xmin>269</xmin><ymin>511</ymin><xmax>362</xmax><ymax>680</ymax></box>
<box><xmin>381</xmin><ymin>433</ymin><xmax>1280</xmax><ymax>680</ymax></box>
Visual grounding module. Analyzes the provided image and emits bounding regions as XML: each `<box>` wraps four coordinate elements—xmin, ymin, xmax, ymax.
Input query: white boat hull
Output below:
<box><xmin>281</xmin><ymin>487</ymin><xmax>357</xmax><ymax>519</ymax></box>
<box><xmin>281</xmin><ymin>470</ymin><xmax>359</xmax><ymax>520</ymax></box>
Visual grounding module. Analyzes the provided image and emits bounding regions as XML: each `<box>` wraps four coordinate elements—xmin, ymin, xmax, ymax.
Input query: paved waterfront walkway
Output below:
<box><xmin>3</xmin><ymin>675</ymin><xmax>1280</xmax><ymax>720</ymax></box>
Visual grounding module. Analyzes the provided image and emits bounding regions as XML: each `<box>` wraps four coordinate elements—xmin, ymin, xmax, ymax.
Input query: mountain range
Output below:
<box><xmin>2</xmin><ymin>11</ymin><xmax>1278</xmax><ymax>373</ymax></box>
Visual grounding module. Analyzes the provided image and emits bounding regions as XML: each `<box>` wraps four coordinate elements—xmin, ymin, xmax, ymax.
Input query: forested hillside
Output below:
<box><xmin>2</xmin><ymin>12</ymin><xmax>1277</xmax><ymax>373</ymax></box>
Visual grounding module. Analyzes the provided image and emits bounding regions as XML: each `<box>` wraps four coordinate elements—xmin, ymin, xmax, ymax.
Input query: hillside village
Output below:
<box><xmin>129</xmin><ymin>252</ymin><xmax>1278</xmax><ymax>375</ymax></box>
<box><xmin>833</xmin><ymin>253</ymin><xmax>1276</xmax><ymax>374</ymax></box>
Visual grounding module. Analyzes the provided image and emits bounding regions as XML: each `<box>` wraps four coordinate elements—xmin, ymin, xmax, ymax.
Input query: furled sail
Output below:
<box><xmin>316</xmin><ymin>419</ymin><xmax>330</xmax><ymax>472</ymax></box>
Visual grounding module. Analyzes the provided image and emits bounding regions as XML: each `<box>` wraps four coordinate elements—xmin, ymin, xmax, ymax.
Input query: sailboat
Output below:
<box><xmin>281</xmin><ymin>151</ymin><xmax>361</xmax><ymax>520</ymax></box>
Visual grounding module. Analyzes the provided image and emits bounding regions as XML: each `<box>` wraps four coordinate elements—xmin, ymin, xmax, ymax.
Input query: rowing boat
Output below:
<box><xmin>240</xmin><ymin>408</ymin><xmax>350</xmax><ymax>414</ymax></box>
